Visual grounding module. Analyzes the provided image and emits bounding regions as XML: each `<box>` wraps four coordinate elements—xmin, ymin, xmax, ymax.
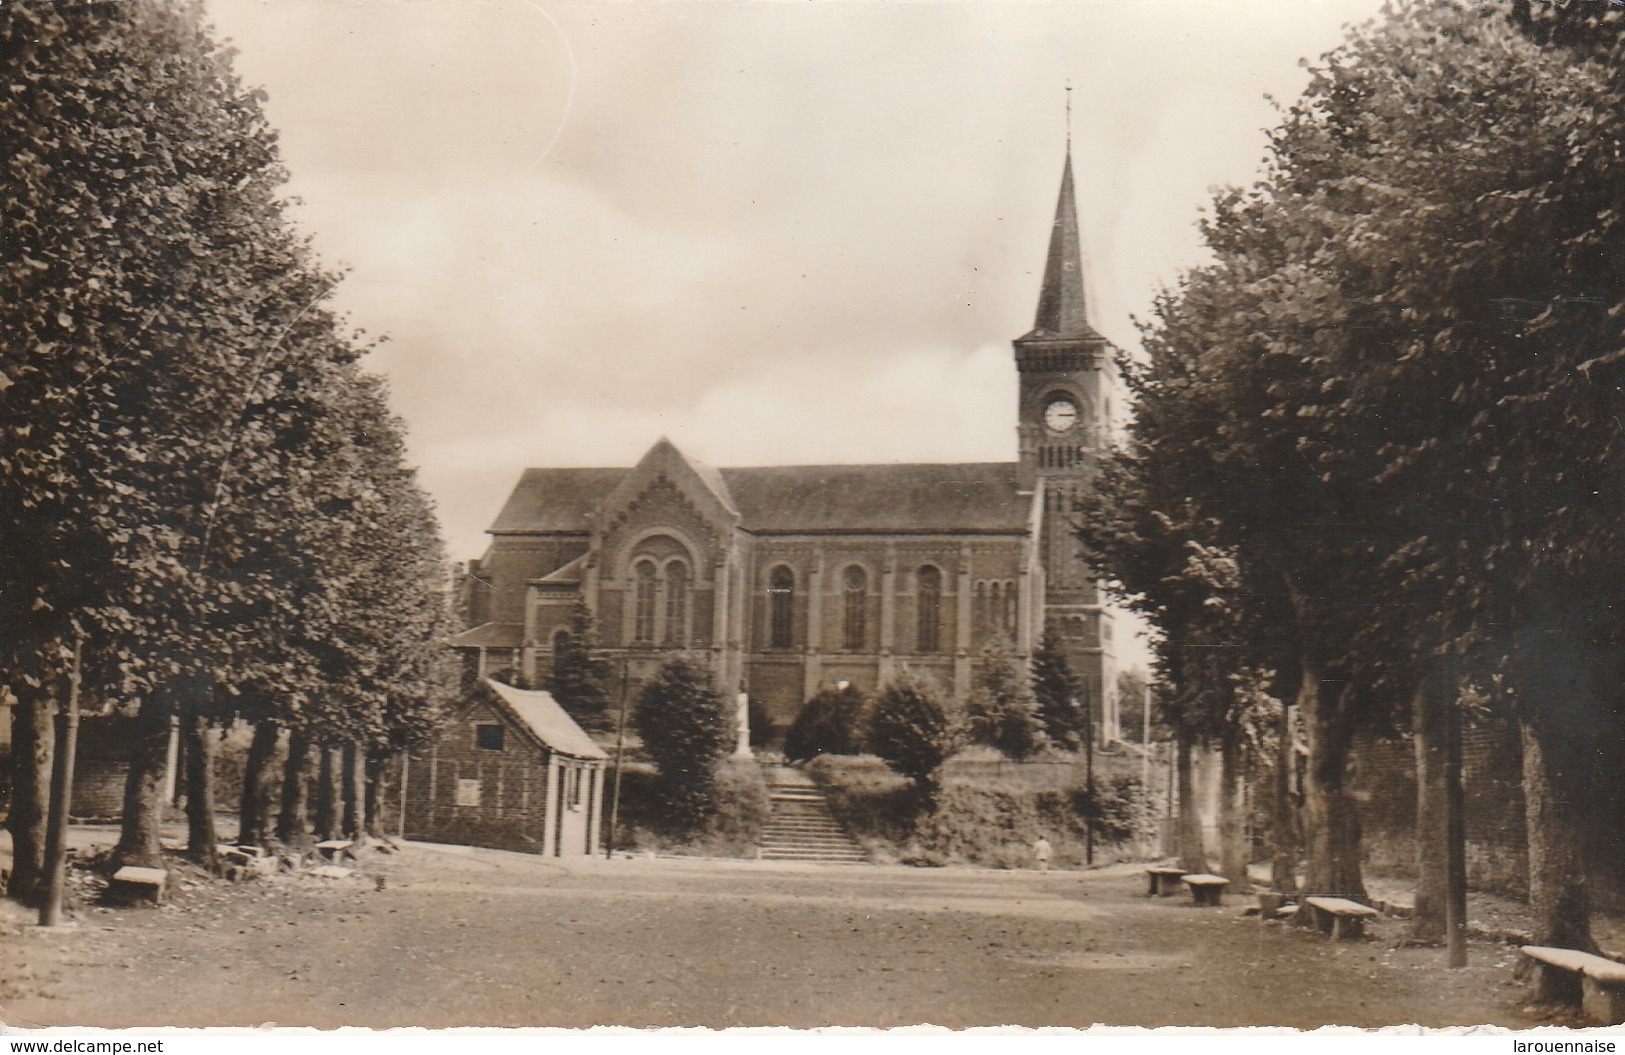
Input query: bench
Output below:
<box><xmin>316</xmin><ymin>840</ymin><xmax>354</xmax><ymax>862</ymax></box>
<box><xmin>1146</xmin><ymin>866</ymin><xmax>1187</xmax><ymax>897</ymax></box>
<box><xmin>1302</xmin><ymin>896</ymin><xmax>1379</xmax><ymax>939</ymax></box>
<box><xmin>108</xmin><ymin>866</ymin><xmax>168</xmax><ymax>905</ymax></box>
<box><xmin>1183</xmin><ymin>873</ymin><xmax>1229</xmax><ymax>906</ymax></box>
<box><xmin>1521</xmin><ymin>946</ymin><xmax>1625</xmax><ymax>1024</ymax></box>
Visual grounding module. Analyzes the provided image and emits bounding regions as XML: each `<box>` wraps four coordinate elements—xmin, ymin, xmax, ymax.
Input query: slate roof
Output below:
<box><xmin>484</xmin><ymin>678</ymin><xmax>608</xmax><ymax>761</ymax></box>
<box><xmin>448</xmin><ymin>622</ymin><xmax>523</xmax><ymax>648</ymax></box>
<box><xmin>1022</xmin><ymin>150</ymin><xmax>1108</xmax><ymax>345</ymax></box>
<box><xmin>489</xmin><ymin>467</ymin><xmax>627</xmax><ymax>533</ymax></box>
<box><xmin>722</xmin><ymin>463</ymin><xmax>1030</xmax><ymax>533</ymax></box>
<box><xmin>485</xmin><ymin>461</ymin><xmax>1032</xmax><ymax>536</ymax></box>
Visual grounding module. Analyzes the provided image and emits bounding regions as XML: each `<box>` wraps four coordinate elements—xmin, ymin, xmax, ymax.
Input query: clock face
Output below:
<box><xmin>1043</xmin><ymin>398</ymin><xmax>1079</xmax><ymax>433</ymax></box>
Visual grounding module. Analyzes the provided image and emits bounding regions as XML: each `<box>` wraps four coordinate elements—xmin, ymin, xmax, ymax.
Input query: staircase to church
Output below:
<box><xmin>758</xmin><ymin>766</ymin><xmax>867</xmax><ymax>864</ymax></box>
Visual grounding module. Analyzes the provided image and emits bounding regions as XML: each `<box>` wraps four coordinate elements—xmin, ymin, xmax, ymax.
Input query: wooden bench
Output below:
<box><xmin>1183</xmin><ymin>873</ymin><xmax>1229</xmax><ymax>906</ymax></box>
<box><xmin>108</xmin><ymin>866</ymin><xmax>168</xmax><ymax>905</ymax></box>
<box><xmin>316</xmin><ymin>840</ymin><xmax>354</xmax><ymax>862</ymax></box>
<box><xmin>1302</xmin><ymin>896</ymin><xmax>1379</xmax><ymax>939</ymax></box>
<box><xmin>1521</xmin><ymin>946</ymin><xmax>1625</xmax><ymax>1024</ymax></box>
<box><xmin>1146</xmin><ymin>866</ymin><xmax>1187</xmax><ymax>897</ymax></box>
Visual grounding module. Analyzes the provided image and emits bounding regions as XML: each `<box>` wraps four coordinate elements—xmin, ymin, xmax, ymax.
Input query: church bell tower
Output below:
<box><xmin>1015</xmin><ymin>145</ymin><xmax>1118</xmax><ymax>739</ymax></box>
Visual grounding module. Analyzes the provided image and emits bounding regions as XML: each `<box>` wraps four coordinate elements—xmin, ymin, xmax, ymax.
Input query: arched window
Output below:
<box><xmin>1003</xmin><ymin>580</ymin><xmax>1019</xmax><ymax>636</ymax></box>
<box><xmin>768</xmin><ymin>565</ymin><xmax>795</xmax><ymax>649</ymax></box>
<box><xmin>916</xmin><ymin>565</ymin><xmax>942</xmax><ymax>653</ymax></box>
<box><xmin>842</xmin><ymin>565</ymin><xmax>867</xmax><ymax>651</ymax></box>
<box><xmin>633</xmin><ymin>560</ymin><xmax>657</xmax><ymax>645</ymax></box>
<box><xmin>664</xmin><ymin>560</ymin><xmax>689</xmax><ymax>646</ymax></box>
<box><xmin>552</xmin><ymin>629</ymin><xmax>571</xmax><ymax>683</ymax></box>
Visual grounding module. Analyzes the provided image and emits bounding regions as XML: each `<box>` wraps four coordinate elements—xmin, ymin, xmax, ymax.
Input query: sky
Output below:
<box><xmin>205</xmin><ymin>0</ymin><xmax>1387</xmax><ymax>569</ymax></box>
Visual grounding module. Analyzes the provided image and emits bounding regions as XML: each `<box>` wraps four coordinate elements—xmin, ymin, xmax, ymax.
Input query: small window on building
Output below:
<box><xmin>843</xmin><ymin>565</ymin><xmax>867</xmax><ymax>650</ymax></box>
<box><xmin>664</xmin><ymin>560</ymin><xmax>689</xmax><ymax>646</ymax></box>
<box><xmin>455</xmin><ymin>778</ymin><xmax>482</xmax><ymax>807</ymax></box>
<box><xmin>475</xmin><ymin>724</ymin><xmax>505</xmax><ymax>751</ymax></box>
<box><xmin>768</xmin><ymin>565</ymin><xmax>795</xmax><ymax>649</ymax></box>
<box><xmin>916</xmin><ymin>565</ymin><xmax>942</xmax><ymax>653</ymax></box>
<box><xmin>634</xmin><ymin>559</ymin><xmax>658</xmax><ymax>644</ymax></box>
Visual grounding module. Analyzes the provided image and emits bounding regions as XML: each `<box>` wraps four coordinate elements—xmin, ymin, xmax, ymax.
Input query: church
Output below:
<box><xmin>452</xmin><ymin>150</ymin><xmax>1121</xmax><ymax>745</ymax></box>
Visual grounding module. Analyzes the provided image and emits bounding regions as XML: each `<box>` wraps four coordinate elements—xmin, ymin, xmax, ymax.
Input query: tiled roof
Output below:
<box><xmin>447</xmin><ymin>622</ymin><xmax>523</xmax><ymax>648</ymax></box>
<box><xmin>485</xmin><ymin>678</ymin><xmax>608</xmax><ymax>761</ymax></box>
<box><xmin>487</xmin><ymin>461</ymin><xmax>1031</xmax><ymax>535</ymax></box>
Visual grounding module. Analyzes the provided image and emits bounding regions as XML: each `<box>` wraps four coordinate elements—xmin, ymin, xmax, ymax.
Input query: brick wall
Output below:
<box><xmin>1349</xmin><ymin>722</ymin><xmax>1528</xmax><ymax>897</ymax></box>
<box><xmin>403</xmin><ymin>698</ymin><xmax>554</xmax><ymax>855</ymax></box>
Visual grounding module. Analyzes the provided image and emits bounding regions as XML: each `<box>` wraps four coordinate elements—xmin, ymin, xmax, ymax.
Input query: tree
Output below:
<box><xmin>632</xmin><ymin>656</ymin><xmax>734</xmax><ymax>833</ymax></box>
<box><xmin>867</xmin><ymin>671</ymin><xmax>956</xmax><ymax>802</ymax></box>
<box><xmin>783</xmin><ymin>683</ymin><xmax>867</xmax><ymax>763</ymax></box>
<box><xmin>545</xmin><ymin>601</ymin><xmax>612</xmax><ymax>733</ymax></box>
<box><xmin>1030</xmin><ymin>632</ymin><xmax>1082</xmax><ymax>751</ymax></box>
<box><xmin>963</xmin><ymin>648</ymin><xmax>1047</xmax><ymax>761</ymax></box>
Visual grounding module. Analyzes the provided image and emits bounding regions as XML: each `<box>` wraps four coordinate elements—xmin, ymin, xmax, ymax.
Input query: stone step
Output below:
<box><xmin>757</xmin><ymin>765</ymin><xmax>866</xmax><ymax>864</ymax></box>
<box><xmin>757</xmin><ymin>845</ymin><xmax>864</xmax><ymax>858</ymax></box>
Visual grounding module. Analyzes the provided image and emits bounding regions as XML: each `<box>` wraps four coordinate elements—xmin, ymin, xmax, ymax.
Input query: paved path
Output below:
<box><xmin>0</xmin><ymin>841</ymin><xmax>1545</xmax><ymax>1030</ymax></box>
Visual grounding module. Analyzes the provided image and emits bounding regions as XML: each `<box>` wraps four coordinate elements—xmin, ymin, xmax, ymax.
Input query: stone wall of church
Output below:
<box><xmin>738</xmin><ymin>535</ymin><xmax>1032</xmax><ymax>740</ymax></box>
<box><xmin>470</xmin><ymin>535</ymin><xmax>588</xmax><ymax>627</ymax></box>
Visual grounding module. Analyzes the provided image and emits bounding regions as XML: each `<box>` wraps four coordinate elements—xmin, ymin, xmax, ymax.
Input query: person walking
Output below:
<box><xmin>1033</xmin><ymin>833</ymin><xmax>1053</xmax><ymax>872</ymax></box>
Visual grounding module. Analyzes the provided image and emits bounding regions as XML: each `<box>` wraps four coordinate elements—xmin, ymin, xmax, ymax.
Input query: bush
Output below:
<box><xmin>631</xmin><ymin>655</ymin><xmax>734</xmax><ymax>834</ymax></box>
<box><xmin>608</xmin><ymin>757</ymin><xmax>769</xmax><ymax>858</ymax></box>
<box><xmin>1031</xmin><ymin>631</ymin><xmax>1083</xmax><ymax>750</ymax></box>
<box><xmin>962</xmin><ymin>650</ymin><xmax>1047</xmax><ymax>761</ymax></box>
<box><xmin>783</xmin><ymin>684</ymin><xmax>868</xmax><ymax>762</ymax></box>
<box><xmin>867</xmin><ymin>671</ymin><xmax>956</xmax><ymax>796</ymax></box>
<box><xmin>808</xmin><ymin>753</ymin><xmax>1154</xmax><ymax>869</ymax></box>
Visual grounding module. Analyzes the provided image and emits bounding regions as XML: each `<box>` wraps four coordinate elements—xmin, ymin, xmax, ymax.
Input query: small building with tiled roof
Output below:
<box><xmin>402</xmin><ymin>678</ymin><xmax>608</xmax><ymax>856</ymax></box>
<box><xmin>455</xmin><ymin>149</ymin><xmax>1121</xmax><ymax>744</ymax></box>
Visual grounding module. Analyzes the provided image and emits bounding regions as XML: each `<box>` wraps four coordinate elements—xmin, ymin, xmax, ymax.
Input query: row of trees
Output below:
<box><xmin>1079</xmin><ymin>0</ymin><xmax>1625</xmax><ymax>949</ymax></box>
<box><xmin>2</xmin><ymin>1</ymin><xmax>454</xmax><ymax>904</ymax></box>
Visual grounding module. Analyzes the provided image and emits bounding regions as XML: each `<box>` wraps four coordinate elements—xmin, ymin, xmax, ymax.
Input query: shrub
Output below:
<box><xmin>867</xmin><ymin>671</ymin><xmax>956</xmax><ymax>797</ymax></box>
<box><xmin>962</xmin><ymin>650</ymin><xmax>1047</xmax><ymax>761</ymax></box>
<box><xmin>631</xmin><ymin>655</ymin><xmax>734</xmax><ymax>834</ymax></box>
<box><xmin>783</xmin><ymin>684</ymin><xmax>868</xmax><ymax>762</ymax></box>
<box><xmin>1072</xmin><ymin>773</ymin><xmax>1152</xmax><ymax>843</ymax></box>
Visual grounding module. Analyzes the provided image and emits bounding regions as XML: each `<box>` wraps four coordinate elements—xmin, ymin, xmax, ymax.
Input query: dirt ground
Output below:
<box><xmin>0</xmin><ymin>828</ymin><xmax>1572</xmax><ymax>1032</ymax></box>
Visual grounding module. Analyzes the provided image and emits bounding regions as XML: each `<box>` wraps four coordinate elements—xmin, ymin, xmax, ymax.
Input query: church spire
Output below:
<box><xmin>1030</xmin><ymin>148</ymin><xmax>1093</xmax><ymax>340</ymax></box>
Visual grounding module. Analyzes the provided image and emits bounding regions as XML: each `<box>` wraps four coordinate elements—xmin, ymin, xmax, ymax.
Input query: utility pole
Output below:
<box><xmin>606</xmin><ymin>659</ymin><xmax>632</xmax><ymax>860</ymax></box>
<box><xmin>40</xmin><ymin>632</ymin><xmax>84</xmax><ymax>929</ymax></box>
<box><xmin>1081</xmin><ymin>682</ymin><xmax>1095</xmax><ymax>867</ymax></box>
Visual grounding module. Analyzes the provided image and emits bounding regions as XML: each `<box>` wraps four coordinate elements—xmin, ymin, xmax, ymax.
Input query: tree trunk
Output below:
<box><xmin>5</xmin><ymin>681</ymin><xmax>57</xmax><ymax>906</ymax></box>
<box><xmin>1521</xmin><ymin>713</ymin><xmax>1594</xmax><ymax>950</ymax></box>
<box><xmin>1218</xmin><ymin>724</ymin><xmax>1251</xmax><ymax>892</ymax></box>
<box><xmin>1298</xmin><ymin>657</ymin><xmax>1366</xmax><ymax>900</ymax></box>
<box><xmin>1269</xmin><ymin>661</ymin><xmax>1300</xmax><ymax>896</ymax></box>
<box><xmin>183</xmin><ymin>713</ymin><xmax>218</xmax><ymax>865</ymax></box>
<box><xmin>238</xmin><ymin>721</ymin><xmax>280</xmax><ymax>847</ymax></box>
<box><xmin>1174</xmin><ymin>721</ymin><xmax>1206</xmax><ymax>873</ymax></box>
<box><xmin>1509</xmin><ymin>568</ymin><xmax>1616</xmax><ymax>952</ymax></box>
<box><xmin>342</xmin><ymin>742</ymin><xmax>367</xmax><ymax>845</ymax></box>
<box><xmin>114</xmin><ymin>703</ymin><xmax>176</xmax><ymax>870</ymax></box>
<box><xmin>1411</xmin><ymin>661</ymin><xmax>1450</xmax><ymax>944</ymax></box>
<box><xmin>314</xmin><ymin>744</ymin><xmax>340</xmax><ymax>842</ymax></box>
<box><xmin>276</xmin><ymin>730</ymin><xmax>313</xmax><ymax>845</ymax></box>
<box><xmin>364</xmin><ymin>751</ymin><xmax>387</xmax><ymax>840</ymax></box>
